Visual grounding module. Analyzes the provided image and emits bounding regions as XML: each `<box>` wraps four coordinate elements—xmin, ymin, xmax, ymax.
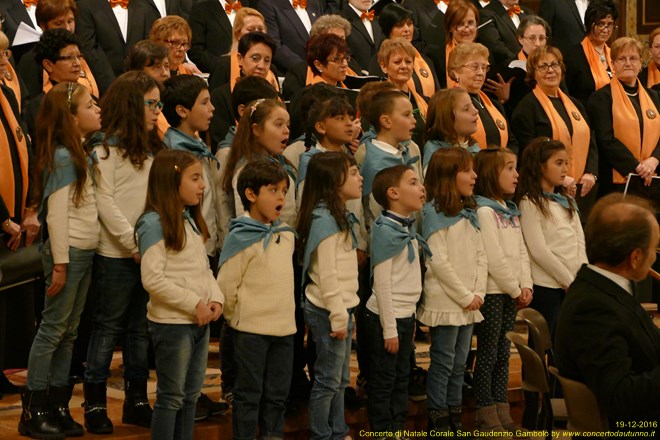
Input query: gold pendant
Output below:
<box><xmin>16</xmin><ymin>126</ymin><xmax>23</xmax><ymax>142</ymax></box>
<box><xmin>419</xmin><ymin>67</ymin><xmax>429</xmax><ymax>78</ymax></box>
<box><xmin>647</xmin><ymin>109</ymin><xmax>657</xmax><ymax>119</ymax></box>
<box><xmin>4</xmin><ymin>71</ymin><xmax>12</xmax><ymax>81</ymax></box>
<box><xmin>496</xmin><ymin>119</ymin><xmax>506</xmax><ymax>130</ymax></box>
<box><xmin>571</xmin><ymin>111</ymin><xmax>582</xmax><ymax>121</ymax></box>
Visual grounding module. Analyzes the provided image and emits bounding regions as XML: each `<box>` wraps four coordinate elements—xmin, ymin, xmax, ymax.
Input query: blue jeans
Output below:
<box><xmin>232</xmin><ymin>330</ymin><xmax>293</xmax><ymax>440</ymax></box>
<box><xmin>149</xmin><ymin>321</ymin><xmax>209</xmax><ymax>440</ymax></box>
<box><xmin>85</xmin><ymin>254</ymin><xmax>149</xmax><ymax>383</ymax></box>
<box><xmin>27</xmin><ymin>242</ymin><xmax>95</xmax><ymax>390</ymax></box>
<box><xmin>427</xmin><ymin>324</ymin><xmax>474</xmax><ymax>410</ymax></box>
<box><xmin>304</xmin><ymin>301</ymin><xmax>353</xmax><ymax>440</ymax></box>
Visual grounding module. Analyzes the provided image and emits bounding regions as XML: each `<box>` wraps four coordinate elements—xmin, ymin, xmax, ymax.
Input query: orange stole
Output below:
<box><xmin>580</xmin><ymin>37</ymin><xmax>611</xmax><ymax>91</ymax></box>
<box><xmin>305</xmin><ymin>66</ymin><xmax>356</xmax><ymax>86</ymax></box>
<box><xmin>156</xmin><ymin>112</ymin><xmax>170</xmax><ymax>140</ymax></box>
<box><xmin>177</xmin><ymin>64</ymin><xmax>194</xmax><ymax>75</ymax></box>
<box><xmin>229</xmin><ymin>52</ymin><xmax>280</xmax><ymax>92</ymax></box>
<box><xmin>446</xmin><ymin>40</ymin><xmax>458</xmax><ymax>88</ymax></box>
<box><xmin>42</xmin><ymin>59</ymin><xmax>99</xmax><ymax>98</ymax></box>
<box><xmin>647</xmin><ymin>62</ymin><xmax>660</xmax><ymax>89</ymax></box>
<box><xmin>517</xmin><ymin>50</ymin><xmax>526</xmax><ymax>61</ymax></box>
<box><xmin>611</xmin><ymin>77</ymin><xmax>660</xmax><ymax>184</ymax></box>
<box><xmin>412</xmin><ymin>48</ymin><xmax>435</xmax><ymax>97</ymax></box>
<box><xmin>473</xmin><ymin>91</ymin><xmax>508</xmax><ymax>149</ymax></box>
<box><xmin>0</xmin><ymin>88</ymin><xmax>29</xmax><ymax>217</ymax></box>
<box><xmin>2</xmin><ymin>64</ymin><xmax>22</xmax><ymax>112</ymax></box>
<box><xmin>532</xmin><ymin>86</ymin><xmax>591</xmax><ymax>180</ymax></box>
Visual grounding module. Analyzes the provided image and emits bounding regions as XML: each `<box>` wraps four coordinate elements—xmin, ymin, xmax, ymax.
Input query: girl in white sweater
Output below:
<box><xmin>136</xmin><ymin>149</ymin><xmax>224</xmax><ymax>440</ymax></box>
<box><xmin>297</xmin><ymin>151</ymin><xmax>362</xmax><ymax>440</ymax></box>
<box><xmin>21</xmin><ymin>82</ymin><xmax>101</xmax><ymax>439</ymax></box>
<box><xmin>514</xmin><ymin>138</ymin><xmax>586</xmax><ymax>337</ymax></box>
<box><xmin>418</xmin><ymin>147</ymin><xmax>486</xmax><ymax>435</ymax></box>
<box><xmin>473</xmin><ymin>148</ymin><xmax>533</xmax><ymax>432</ymax></box>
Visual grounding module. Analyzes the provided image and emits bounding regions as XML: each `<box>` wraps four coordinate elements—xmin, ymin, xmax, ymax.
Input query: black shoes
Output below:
<box><xmin>18</xmin><ymin>388</ymin><xmax>65</xmax><ymax>440</ymax></box>
<box><xmin>82</xmin><ymin>382</ymin><xmax>113</xmax><ymax>434</ymax></box>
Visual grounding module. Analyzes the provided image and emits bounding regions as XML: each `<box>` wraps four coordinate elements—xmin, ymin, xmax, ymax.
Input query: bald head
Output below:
<box><xmin>586</xmin><ymin>194</ymin><xmax>658</xmax><ymax>278</ymax></box>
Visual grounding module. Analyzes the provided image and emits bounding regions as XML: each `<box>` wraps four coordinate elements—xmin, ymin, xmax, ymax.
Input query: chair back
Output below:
<box><xmin>516</xmin><ymin>308</ymin><xmax>553</xmax><ymax>361</ymax></box>
<box><xmin>547</xmin><ymin>366</ymin><xmax>608</xmax><ymax>432</ymax></box>
<box><xmin>506</xmin><ymin>331</ymin><xmax>549</xmax><ymax>394</ymax></box>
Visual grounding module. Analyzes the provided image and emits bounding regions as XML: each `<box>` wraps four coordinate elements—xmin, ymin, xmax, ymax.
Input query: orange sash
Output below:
<box><xmin>2</xmin><ymin>64</ymin><xmax>21</xmax><ymax>112</ymax></box>
<box><xmin>647</xmin><ymin>62</ymin><xmax>660</xmax><ymax>89</ymax></box>
<box><xmin>446</xmin><ymin>40</ymin><xmax>458</xmax><ymax>88</ymax></box>
<box><xmin>611</xmin><ymin>77</ymin><xmax>660</xmax><ymax>183</ymax></box>
<box><xmin>305</xmin><ymin>65</ymin><xmax>355</xmax><ymax>87</ymax></box>
<box><xmin>473</xmin><ymin>91</ymin><xmax>508</xmax><ymax>149</ymax></box>
<box><xmin>42</xmin><ymin>59</ymin><xmax>99</xmax><ymax>98</ymax></box>
<box><xmin>413</xmin><ymin>48</ymin><xmax>435</xmax><ymax>98</ymax></box>
<box><xmin>532</xmin><ymin>86</ymin><xmax>591</xmax><ymax>180</ymax></box>
<box><xmin>580</xmin><ymin>37</ymin><xmax>611</xmax><ymax>91</ymax></box>
<box><xmin>177</xmin><ymin>64</ymin><xmax>194</xmax><ymax>75</ymax></box>
<box><xmin>156</xmin><ymin>112</ymin><xmax>170</xmax><ymax>140</ymax></box>
<box><xmin>517</xmin><ymin>50</ymin><xmax>526</xmax><ymax>61</ymax></box>
<box><xmin>229</xmin><ymin>51</ymin><xmax>280</xmax><ymax>92</ymax></box>
<box><xmin>0</xmin><ymin>88</ymin><xmax>29</xmax><ymax>217</ymax></box>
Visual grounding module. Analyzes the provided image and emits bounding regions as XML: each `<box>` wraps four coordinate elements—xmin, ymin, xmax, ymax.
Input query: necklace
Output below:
<box><xmin>593</xmin><ymin>46</ymin><xmax>607</xmax><ymax>64</ymax></box>
<box><xmin>471</xmin><ymin>94</ymin><xmax>484</xmax><ymax>109</ymax></box>
<box><xmin>625</xmin><ymin>89</ymin><xmax>639</xmax><ymax>97</ymax></box>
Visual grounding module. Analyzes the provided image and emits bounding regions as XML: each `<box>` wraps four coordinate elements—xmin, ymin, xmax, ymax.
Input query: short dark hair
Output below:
<box><xmin>365</xmin><ymin>88</ymin><xmax>408</xmax><ymax>132</ymax></box>
<box><xmin>35</xmin><ymin>28</ymin><xmax>80</xmax><ymax>65</ymax></box>
<box><xmin>584</xmin><ymin>0</ymin><xmax>619</xmax><ymax>32</ymax></box>
<box><xmin>306</xmin><ymin>33</ymin><xmax>348</xmax><ymax>76</ymax></box>
<box><xmin>237</xmin><ymin>31</ymin><xmax>277</xmax><ymax>58</ymax></box>
<box><xmin>372</xmin><ymin>164</ymin><xmax>413</xmax><ymax>210</ymax></box>
<box><xmin>586</xmin><ymin>193</ymin><xmax>656</xmax><ymax>266</ymax></box>
<box><xmin>378</xmin><ymin>2</ymin><xmax>413</xmax><ymax>38</ymax></box>
<box><xmin>162</xmin><ymin>74</ymin><xmax>209</xmax><ymax>128</ymax></box>
<box><xmin>231</xmin><ymin>76</ymin><xmax>279</xmax><ymax>117</ymax></box>
<box><xmin>237</xmin><ymin>160</ymin><xmax>290</xmax><ymax>211</ymax></box>
<box><xmin>124</xmin><ymin>39</ymin><xmax>170</xmax><ymax>72</ymax></box>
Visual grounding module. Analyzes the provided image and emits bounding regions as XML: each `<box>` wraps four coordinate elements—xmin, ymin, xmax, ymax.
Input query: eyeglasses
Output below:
<box><xmin>462</xmin><ymin>63</ymin><xmax>490</xmax><ymax>73</ymax></box>
<box><xmin>594</xmin><ymin>22</ymin><xmax>618</xmax><ymax>32</ymax></box>
<box><xmin>522</xmin><ymin>35</ymin><xmax>548</xmax><ymax>43</ymax></box>
<box><xmin>536</xmin><ymin>61</ymin><xmax>563</xmax><ymax>72</ymax></box>
<box><xmin>455</xmin><ymin>21</ymin><xmax>477</xmax><ymax>32</ymax></box>
<box><xmin>144</xmin><ymin>99</ymin><xmax>164</xmax><ymax>111</ymax></box>
<box><xmin>328</xmin><ymin>55</ymin><xmax>350</xmax><ymax>64</ymax></box>
<box><xmin>0</xmin><ymin>49</ymin><xmax>11</xmax><ymax>59</ymax></box>
<box><xmin>165</xmin><ymin>40</ymin><xmax>190</xmax><ymax>50</ymax></box>
<box><xmin>56</xmin><ymin>54</ymin><xmax>83</xmax><ymax>63</ymax></box>
<box><xmin>613</xmin><ymin>56</ymin><xmax>641</xmax><ymax>65</ymax></box>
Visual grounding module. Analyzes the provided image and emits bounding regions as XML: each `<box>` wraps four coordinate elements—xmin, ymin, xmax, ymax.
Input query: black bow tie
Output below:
<box><xmin>383</xmin><ymin>211</ymin><xmax>415</xmax><ymax>228</ymax></box>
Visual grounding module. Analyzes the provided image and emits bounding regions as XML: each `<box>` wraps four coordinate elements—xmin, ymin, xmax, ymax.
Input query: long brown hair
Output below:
<box><xmin>98</xmin><ymin>71</ymin><xmax>163</xmax><ymax>168</ymax></box>
<box><xmin>296</xmin><ymin>152</ymin><xmax>356</xmax><ymax>253</ymax></box>
<box><xmin>223</xmin><ymin>98</ymin><xmax>290</xmax><ymax>193</ymax></box>
<box><xmin>425</xmin><ymin>147</ymin><xmax>476</xmax><ymax>216</ymax></box>
<box><xmin>141</xmin><ymin>149</ymin><xmax>209</xmax><ymax>251</ymax></box>
<box><xmin>424</xmin><ymin>88</ymin><xmax>476</xmax><ymax>146</ymax></box>
<box><xmin>34</xmin><ymin>82</ymin><xmax>92</xmax><ymax>207</ymax></box>
<box><xmin>474</xmin><ymin>147</ymin><xmax>517</xmax><ymax>200</ymax></box>
<box><xmin>514</xmin><ymin>137</ymin><xmax>576</xmax><ymax>219</ymax></box>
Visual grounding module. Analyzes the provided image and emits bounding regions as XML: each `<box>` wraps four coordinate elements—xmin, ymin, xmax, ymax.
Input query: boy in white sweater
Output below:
<box><xmin>365</xmin><ymin>165</ymin><xmax>430</xmax><ymax>435</ymax></box>
<box><xmin>216</xmin><ymin>160</ymin><xmax>296</xmax><ymax>440</ymax></box>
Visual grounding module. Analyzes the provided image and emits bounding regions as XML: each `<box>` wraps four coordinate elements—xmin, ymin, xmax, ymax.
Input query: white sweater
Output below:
<box><xmin>141</xmin><ymin>221</ymin><xmax>224</xmax><ymax>324</ymax></box>
<box><xmin>94</xmin><ymin>146</ymin><xmax>151</xmax><ymax>258</ymax></box>
<box><xmin>47</xmin><ymin>173</ymin><xmax>99</xmax><ymax>264</ymax></box>
<box><xmin>217</xmin><ymin>220</ymin><xmax>296</xmax><ymax>337</ymax></box>
<box><xmin>305</xmin><ymin>231</ymin><xmax>360</xmax><ymax>332</ymax></box>
<box><xmin>477</xmin><ymin>205</ymin><xmax>533</xmax><ymax>297</ymax></box>
<box><xmin>519</xmin><ymin>197</ymin><xmax>587</xmax><ymax>289</ymax></box>
<box><xmin>417</xmin><ymin>218</ymin><xmax>486</xmax><ymax>327</ymax></box>
<box><xmin>282</xmin><ymin>140</ymin><xmax>305</xmax><ymax>171</ymax></box>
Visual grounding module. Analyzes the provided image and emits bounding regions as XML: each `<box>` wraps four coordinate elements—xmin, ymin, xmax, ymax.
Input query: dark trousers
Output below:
<box><xmin>528</xmin><ymin>285</ymin><xmax>564</xmax><ymax>338</ymax></box>
<box><xmin>364</xmin><ymin>310</ymin><xmax>414</xmax><ymax>432</ymax></box>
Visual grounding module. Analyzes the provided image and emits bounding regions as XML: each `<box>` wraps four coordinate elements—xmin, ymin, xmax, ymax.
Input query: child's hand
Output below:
<box><xmin>194</xmin><ymin>301</ymin><xmax>214</xmax><ymax>326</ymax></box>
<box><xmin>330</xmin><ymin>328</ymin><xmax>348</xmax><ymax>340</ymax></box>
<box><xmin>209</xmin><ymin>301</ymin><xmax>223</xmax><ymax>321</ymax></box>
<box><xmin>465</xmin><ymin>296</ymin><xmax>482</xmax><ymax>311</ymax></box>
<box><xmin>132</xmin><ymin>253</ymin><xmax>141</xmax><ymax>264</ymax></box>
<box><xmin>518</xmin><ymin>288</ymin><xmax>533</xmax><ymax>307</ymax></box>
<box><xmin>384</xmin><ymin>336</ymin><xmax>399</xmax><ymax>354</ymax></box>
<box><xmin>47</xmin><ymin>264</ymin><xmax>67</xmax><ymax>297</ymax></box>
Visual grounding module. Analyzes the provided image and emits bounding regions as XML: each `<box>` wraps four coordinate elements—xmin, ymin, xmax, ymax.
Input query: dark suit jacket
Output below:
<box><xmin>564</xmin><ymin>42</ymin><xmax>605</xmax><ymax>109</ymax></box>
<box><xmin>209</xmin><ymin>83</ymin><xmax>234</xmax><ymax>148</ymax></box>
<box><xmin>75</xmin><ymin>0</ymin><xmax>155</xmax><ymax>78</ymax></box>
<box><xmin>340</xmin><ymin>5</ymin><xmax>384</xmax><ymax>74</ymax></box>
<box><xmin>555</xmin><ymin>265</ymin><xmax>660</xmax><ymax>423</ymax></box>
<box><xmin>188</xmin><ymin>0</ymin><xmax>233</xmax><ymax>74</ymax></box>
<box><xmin>511</xmin><ymin>90</ymin><xmax>597</xmax><ymax>172</ymax></box>
<box><xmin>417</xmin><ymin>8</ymin><xmax>446</xmax><ymax>88</ymax></box>
<box><xmin>478</xmin><ymin>1</ymin><xmax>534</xmax><ymax>66</ymax></box>
<box><xmin>471</xmin><ymin>92</ymin><xmax>519</xmax><ymax>154</ymax></box>
<box><xmin>539</xmin><ymin>0</ymin><xmax>586</xmax><ymax>59</ymax></box>
<box><xmin>404</xmin><ymin>0</ymin><xmax>441</xmax><ymax>52</ymax></box>
<box><xmin>139</xmin><ymin>0</ymin><xmax>194</xmax><ymax>21</ymax></box>
<box><xmin>257</xmin><ymin>0</ymin><xmax>323</xmax><ymax>74</ymax></box>
<box><xmin>0</xmin><ymin>0</ymin><xmax>40</xmax><ymax>64</ymax></box>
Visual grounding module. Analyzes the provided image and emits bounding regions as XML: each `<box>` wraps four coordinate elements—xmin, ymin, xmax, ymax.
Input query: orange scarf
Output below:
<box><xmin>2</xmin><ymin>64</ymin><xmax>21</xmax><ymax>112</ymax></box>
<box><xmin>42</xmin><ymin>58</ymin><xmax>99</xmax><ymax>98</ymax></box>
<box><xmin>580</xmin><ymin>37</ymin><xmax>611</xmax><ymax>91</ymax></box>
<box><xmin>413</xmin><ymin>48</ymin><xmax>435</xmax><ymax>98</ymax></box>
<box><xmin>647</xmin><ymin>62</ymin><xmax>660</xmax><ymax>89</ymax></box>
<box><xmin>473</xmin><ymin>91</ymin><xmax>508</xmax><ymax>149</ymax></box>
<box><xmin>156</xmin><ymin>112</ymin><xmax>170</xmax><ymax>140</ymax></box>
<box><xmin>229</xmin><ymin>51</ymin><xmax>280</xmax><ymax>92</ymax></box>
<box><xmin>305</xmin><ymin>65</ymin><xmax>354</xmax><ymax>87</ymax></box>
<box><xmin>611</xmin><ymin>77</ymin><xmax>660</xmax><ymax>184</ymax></box>
<box><xmin>532</xmin><ymin>86</ymin><xmax>591</xmax><ymax>180</ymax></box>
<box><xmin>446</xmin><ymin>40</ymin><xmax>458</xmax><ymax>88</ymax></box>
<box><xmin>517</xmin><ymin>50</ymin><xmax>527</xmax><ymax>61</ymax></box>
<box><xmin>176</xmin><ymin>64</ymin><xmax>194</xmax><ymax>75</ymax></box>
<box><xmin>0</xmin><ymin>88</ymin><xmax>29</xmax><ymax>217</ymax></box>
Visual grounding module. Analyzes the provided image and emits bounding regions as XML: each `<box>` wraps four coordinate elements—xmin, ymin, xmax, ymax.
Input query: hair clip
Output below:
<box><xmin>174</xmin><ymin>165</ymin><xmax>182</xmax><ymax>173</ymax></box>
<box><xmin>250</xmin><ymin>98</ymin><xmax>266</xmax><ymax>117</ymax></box>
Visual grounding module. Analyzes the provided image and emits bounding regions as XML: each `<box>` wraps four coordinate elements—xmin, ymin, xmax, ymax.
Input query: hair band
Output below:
<box><xmin>250</xmin><ymin>98</ymin><xmax>266</xmax><ymax>117</ymax></box>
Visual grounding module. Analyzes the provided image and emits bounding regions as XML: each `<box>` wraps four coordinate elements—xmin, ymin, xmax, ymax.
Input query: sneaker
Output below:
<box><xmin>194</xmin><ymin>402</ymin><xmax>210</xmax><ymax>421</ymax></box>
<box><xmin>221</xmin><ymin>389</ymin><xmax>234</xmax><ymax>405</ymax></box>
<box><xmin>198</xmin><ymin>393</ymin><xmax>229</xmax><ymax>416</ymax></box>
<box><xmin>408</xmin><ymin>366</ymin><xmax>427</xmax><ymax>401</ymax></box>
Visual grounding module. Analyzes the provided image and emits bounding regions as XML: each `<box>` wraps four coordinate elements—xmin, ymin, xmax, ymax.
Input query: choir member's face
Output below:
<box><xmin>166</xmin><ymin>31</ymin><xmax>189</xmax><ymax>68</ymax></box>
<box><xmin>541</xmin><ymin>149</ymin><xmax>568</xmax><ymax>190</ymax></box>
<box><xmin>612</xmin><ymin>46</ymin><xmax>642</xmax><ymax>86</ymax></box>
<box><xmin>320</xmin><ymin>48</ymin><xmax>348</xmax><ymax>84</ymax></box>
<box><xmin>456</xmin><ymin>164</ymin><xmax>477</xmax><ymax>197</ymax></box>
<box><xmin>73</xmin><ymin>88</ymin><xmax>101</xmax><ymax>137</ymax></box>
<box><xmin>394</xmin><ymin>169</ymin><xmax>426</xmax><ymax>212</ymax></box>
<box><xmin>46</xmin><ymin>45</ymin><xmax>82</xmax><ymax>83</ymax></box>
<box><xmin>518</xmin><ymin>24</ymin><xmax>547</xmax><ymax>55</ymax></box>
<box><xmin>178</xmin><ymin>161</ymin><xmax>205</xmax><ymax>207</ymax></box>
<box><xmin>381</xmin><ymin>96</ymin><xmax>416</xmax><ymax>144</ymax></box>
<box><xmin>44</xmin><ymin>10</ymin><xmax>75</xmax><ymax>33</ymax></box>
<box><xmin>389</xmin><ymin>19</ymin><xmax>414</xmax><ymax>42</ymax></box>
<box><xmin>143</xmin><ymin>57</ymin><xmax>170</xmax><ymax>86</ymax></box>
<box><xmin>651</xmin><ymin>34</ymin><xmax>660</xmax><ymax>66</ymax></box>
<box><xmin>143</xmin><ymin>87</ymin><xmax>162</xmax><ymax>133</ymax></box>
<box><xmin>236</xmin><ymin>16</ymin><xmax>266</xmax><ymax>40</ymax></box>
<box><xmin>338</xmin><ymin>164</ymin><xmax>363</xmax><ymax>202</ymax></box>
<box><xmin>349</xmin><ymin>0</ymin><xmax>372</xmax><ymax>12</ymax></box>
<box><xmin>456</xmin><ymin>55</ymin><xmax>488</xmax><ymax>94</ymax></box>
<box><xmin>238</xmin><ymin>43</ymin><xmax>273</xmax><ymax>78</ymax></box>
<box><xmin>589</xmin><ymin>14</ymin><xmax>615</xmax><ymax>45</ymax></box>
<box><xmin>452</xmin><ymin>10</ymin><xmax>477</xmax><ymax>44</ymax></box>
<box><xmin>381</xmin><ymin>50</ymin><xmax>413</xmax><ymax>85</ymax></box>
<box><xmin>453</xmin><ymin>92</ymin><xmax>479</xmax><ymax>140</ymax></box>
<box><xmin>534</xmin><ymin>53</ymin><xmax>562</xmax><ymax>92</ymax></box>
<box><xmin>253</xmin><ymin>106</ymin><xmax>290</xmax><ymax>155</ymax></box>
<box><xmin>630</xmin><ymin>215</ymin><xmax>659</xmax><ymax>282</ymax></box>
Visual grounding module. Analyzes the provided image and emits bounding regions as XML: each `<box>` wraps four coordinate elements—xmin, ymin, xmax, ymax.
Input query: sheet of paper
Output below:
<box><xmin>12</xmin><ymin>22</ymin><xmax>42</xmax><ymax>47</ymax></box>
<box><xmin>508</xmin><ymin>60</ymin><xmax>527</xmax><ymax>70</ymax></box>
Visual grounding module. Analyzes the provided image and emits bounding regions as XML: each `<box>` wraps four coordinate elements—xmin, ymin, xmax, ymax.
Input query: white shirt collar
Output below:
<box><xmin>372</xmin><ymin>139</ymin><xmax>402</xmax><ymax>156</ymax></box>
<box><xmin>587</xmin><ymin>264</ymin><xmax>634</xmax><ymax>296</ymax></box>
